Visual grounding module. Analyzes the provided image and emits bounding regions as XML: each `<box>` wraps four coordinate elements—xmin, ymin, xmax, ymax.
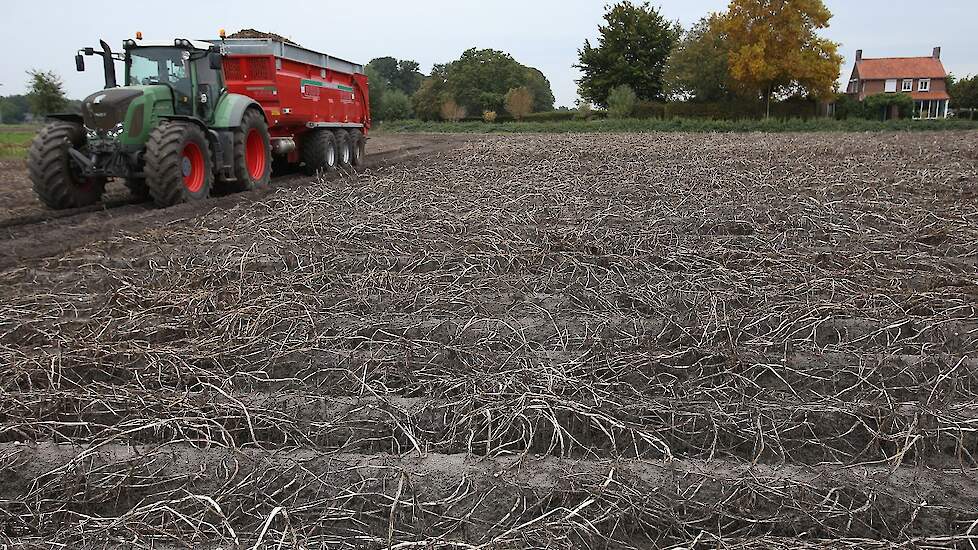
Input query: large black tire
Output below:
<box><xmin>300</xmin><ymin>129</ymin><xmax>337</xmax><ymax>175</ymax></box>
<box><xmin>334</xmin><ymin>130</ymin><xmax>352</xmax><ymax>168</ymax></box>
<box><xmin>145</xmin><ymin>122</ymin><xmax>213</xmax><ymax>208</ymax></box>
<box><xmin>349</xmin><ymin>129</ymin><xmax>366</xmax><ymax>167</ymax></box>
<box><xmin>229</xmin><ymin>108</ymin><xmax>271</xmax><ymax>192</ymax></box>
<box><xmin>27</xmin><ymin>120</ymin><xmax>106</xmax><ymax>209</ymax></box>
<box><xmin>125</xmin><ymin>177</ymin><xmax>150</xmax><ymax>201</ymax></box>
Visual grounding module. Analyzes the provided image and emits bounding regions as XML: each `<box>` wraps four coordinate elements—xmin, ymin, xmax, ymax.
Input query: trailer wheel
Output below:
<box><xmin>300</xmin><ymin>129</ymin><xmax>337</xmax><ymax>175</ymax></box>
<box><xmin>230</xmin><ymin>108</ymin><xmax>271</xmax><ymax>191</ymax></box>
<box><xmin>28</xmin><ymin>120</ymin><xmax>106</xmax><ymax>209</ymax></box>
<box><xmin>334</xmin><ymin>130</ymin><xmax>352</xmax><ymax>168</ymax></box>
<box><xmin>125</xmin><ymin>177</ymin><xmax>150</xmax><ymax>201</ymax></box>
<box><xmin>349</xmin><ymin>129</ymin><xmax>366</xmax><ymax>167</ymax></box>
<box><xmin>145</xmin><ymin>122</ymin><xmax>213</xmax><ymax>207</ymax></box>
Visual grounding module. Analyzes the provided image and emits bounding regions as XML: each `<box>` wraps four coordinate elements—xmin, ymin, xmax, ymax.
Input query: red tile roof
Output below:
<box><xmin>912</xmin><ymin>90</ymin><xmax>951</xmax><ymax>101</ymax></box>
<box><xmin>856</xmin><ymin>57</ymin><xmax>947</xmax><ymax>80</ymax></box>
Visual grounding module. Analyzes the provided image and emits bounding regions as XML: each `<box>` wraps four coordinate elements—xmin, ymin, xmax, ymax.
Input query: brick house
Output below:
<box><xmin>845</xmin><ymin>47</ymin><xmax>950</xmax><ymax>119</ymax></box>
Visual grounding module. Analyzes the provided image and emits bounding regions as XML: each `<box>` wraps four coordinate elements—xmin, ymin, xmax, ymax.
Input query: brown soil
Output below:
<box><xmin>1</xmin><ymin>131</ymin><xmax>977</xmax><ymax>548</ymax></box>
<box><xmin>0</xmin><ymin>133</ymin><xmax>463</xmax><ymax>270</ymax></box>
<box><xmin>226</xmin><ymin>28</ymin><xmax>300</xmax><ymax>45</ymax></box>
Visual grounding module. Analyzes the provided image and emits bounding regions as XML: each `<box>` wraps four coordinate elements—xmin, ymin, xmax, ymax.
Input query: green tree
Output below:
<box><xmin>504</xmin><ymin>87</ymin><xmax>534</xmax><ymax>121</ymax></box>
<box><xmin>663</xmin><ymin>15</ymin><xmax>732</xmax><ymax>101</ymax></box>
<box><xmin>365</xmin><ymin>57</ymin><xmax>424</xmax><ymax>96</ymax></box>
<box><xmin>607</xmin><ymin>84</ymin><xmax>637</xmax><ymax>118</ymax></box>
<box><xmin>718</xmin><ymin>0</ymin><xmax>843</xmax><ymax>117</ymax></box>
<box><xmin>412</xmin><ymin>65</ymin><xmax>449</xmax><ymax>121</ymax></box>
<box><xmin>378</xmin><ymin>89</ymin><xmax>413</xmax><ymax>121</ymax></box>
<box><xmin>950</xmin><ymin>74</ymin><xmax>978</xmax><ymax>118</ymax></box>
<box><xmin>0</xmin><ymin>94</ymin><xmax>32</xmax><ymax>124</ymax></box>
<box><xmin>365</xmin><ymin>65</ymin><xmax>386</xmax><ymax>121</ymax></box>
<box><xmin>576</xmin><ymin>2</ymin><xmax>680</xmax><ymax>106</ymax></box>
<box><xmin>444</xmin><ymin>48</ymin><xmax>527</xmax><ymax>114</ymax></box>
<box><xmin>411</xmin><ymin>49</ymin><xmax>555</xmax><ymax>118</ymax></box>
<box><xmin>26</xmin><ymin>70</ymin><xmax>68</xmax><ymax>116</ymax></box>
<box><xmin>390</xmin><ymin>60</ymin><xmax>424</xmax><ymax>96</ymax></box>
<box><xmin>523</xmin><ymin>68</ymin><xmax>556</xmax><ymax>112</ymax></box>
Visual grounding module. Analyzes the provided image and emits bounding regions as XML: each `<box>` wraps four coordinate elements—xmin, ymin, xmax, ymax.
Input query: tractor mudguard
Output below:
<box><xmin>47</xmin><ymin>113</ymin><xmax>84</xmax><ymax>125</ymax></box>
<box><xmin>213</xmin><ymin>93</ymin><xmax>266</xmax><ymax>130</ymax></box>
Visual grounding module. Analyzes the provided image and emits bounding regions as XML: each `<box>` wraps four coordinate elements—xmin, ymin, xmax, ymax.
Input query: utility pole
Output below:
<box><xmin>0</xmin><ymin>83</ymin><xmax>4</xmax><ymax>125</ymax></box>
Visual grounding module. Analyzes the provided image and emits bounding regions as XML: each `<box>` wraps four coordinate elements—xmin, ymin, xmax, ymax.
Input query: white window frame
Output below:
<box><xmin>885</xmin><ymin>79</ymin><xmax>898</xmax><ymax>93</ymax></box>
<box><xmin>848</xmin><ymin>78</ymin><xmax>858</xmax><ymax>93</ymax></box>
<box><xmin>902</xmin><ymin>79</ymin><xmax>913</xmax><ymax>92</ymax></box>
<box><xmin>919</xmin><ymin>79</ymin><xmax>931</xmax><ymax>92</ymax></box>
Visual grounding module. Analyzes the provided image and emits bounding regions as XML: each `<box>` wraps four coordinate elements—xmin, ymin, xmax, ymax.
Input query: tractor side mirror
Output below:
<box><xmin>75</xmin><ymin>54</ymin><xmax>85</xmax><ymax>72</ymax></box>
<box><xmin>208</xmin><ymin>52</ymin><xmax>223</xmax><ymax>71</ymax></box>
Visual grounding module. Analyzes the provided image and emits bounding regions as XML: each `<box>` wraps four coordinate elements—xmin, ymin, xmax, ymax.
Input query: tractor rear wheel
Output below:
<box><xmin>125</xmin><ymin>177</ymin><xmax>150</xmax><ymax>201</ymax></box>
<box><xmin>300</xmin><ymin>129</ymin><xmax>337</xmax><ymax>175</ymax></box>
<box><xmin>28</xmin><ymin>120</ymin><xmax>106</xmax><ymax>209</ymax></box>
<box><xmin>229</xmin><ymin>108</ymin><xmax>271</xmax><ymax>191</ymax></box>
<box><xmin>334</xmin><ymin>130</ymin><xmax>352</xmax><ymax>168</ymax></box>
<box><xmin>349</xmin><ymin>129</ymin><xmax>366</xmax><ymax>167</ymax></box>
<box><xmin>145</xmin><ymin>122</ymin><xmax>213</xmax><ymax>207</ymax></box>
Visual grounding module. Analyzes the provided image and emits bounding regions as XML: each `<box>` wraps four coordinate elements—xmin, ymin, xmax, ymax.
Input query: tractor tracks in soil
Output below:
<box><xmin>0</xmin><ymin>134</ymin><xmax>465</xmax><ymax>271</ymax></box>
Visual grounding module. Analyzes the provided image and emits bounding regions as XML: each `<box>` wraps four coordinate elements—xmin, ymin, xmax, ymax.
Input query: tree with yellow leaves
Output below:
<box><xmin>718</xmin><ymin>0</ymin><xmax>842</xmax><ymax>117</ymax></box>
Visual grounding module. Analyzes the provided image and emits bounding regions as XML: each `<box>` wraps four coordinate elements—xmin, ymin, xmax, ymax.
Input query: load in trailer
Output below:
<box><xmin>28</xmin><ymin>33</ymin><xmax>370</xmax><ymax>209</ymax></box>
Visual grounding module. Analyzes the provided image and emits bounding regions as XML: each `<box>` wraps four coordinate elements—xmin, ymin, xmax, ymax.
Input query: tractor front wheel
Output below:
<box><xmin>145</xmin><ymin>122</ymin><xmax>213</xmax><ymax>207</ymax></box>
<box><xmin>229</xmin><ymin>108</ymin><xmax>271</xmax><ymax>191</ymax></box>
<box><xmin>28</xmin><ymin>120</ymin><xmax>106</xmax><ymax>209</ymax></box>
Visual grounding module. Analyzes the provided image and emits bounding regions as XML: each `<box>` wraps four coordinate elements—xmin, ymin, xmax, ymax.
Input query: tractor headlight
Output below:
<box><xmin>107</xmin><ymin>123</ymin><xmax>124</xmax><ymax>138</ymax></box>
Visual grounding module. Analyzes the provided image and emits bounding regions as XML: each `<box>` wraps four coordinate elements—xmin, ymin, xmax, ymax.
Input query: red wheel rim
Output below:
<box><xmin>181</xmin><ymin>142</ymin><xmax>205</xmax><ymax>193</ymax></box>
<box><xmin>245</xmin><ymin>129</ymin><xmax>266</xmax><ymax>180</ymax></box>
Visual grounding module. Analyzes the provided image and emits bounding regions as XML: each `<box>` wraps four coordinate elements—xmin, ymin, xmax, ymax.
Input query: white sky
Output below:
<box><xmin>1</xmin><ymin>1</ymin><xmax>976</xmax><ymax>107</ymax></box>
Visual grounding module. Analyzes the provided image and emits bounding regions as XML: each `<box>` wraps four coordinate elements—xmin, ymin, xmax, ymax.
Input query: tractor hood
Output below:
<box><xmin>81</xmin><ymin>85</ymin><xmax>168</xmax><ymax>131</ymax></box>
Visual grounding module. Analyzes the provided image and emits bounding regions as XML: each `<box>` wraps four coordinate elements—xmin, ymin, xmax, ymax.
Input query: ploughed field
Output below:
<box><xmin>2</xmin><ymin>132</ymin><xmax>978</xmax><ymax>548</ymax></box>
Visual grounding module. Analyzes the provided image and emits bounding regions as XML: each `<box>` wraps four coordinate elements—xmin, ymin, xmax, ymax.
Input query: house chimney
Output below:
<box><xmin>933</xmin><ymin>46</ymin><xmax>941</xmax><ymax>59</ymax></box>
<box><xmin>855</xmin><ymin>49</ymin><xmax>862</xmax><ymax>61</ymax></box>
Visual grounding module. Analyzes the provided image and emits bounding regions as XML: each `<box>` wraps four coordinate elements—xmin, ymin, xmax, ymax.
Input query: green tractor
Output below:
<box><xmin>28</xmin><ymin>38</ymin><xmax>271</xmax><ymax>209</ymax></box>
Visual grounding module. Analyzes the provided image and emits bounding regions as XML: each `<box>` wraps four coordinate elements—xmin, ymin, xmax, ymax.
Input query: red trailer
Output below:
<box><xmin>209</xmin><ymin>37</ymin><xmax>371</xmax><ymax>172</ymax></box>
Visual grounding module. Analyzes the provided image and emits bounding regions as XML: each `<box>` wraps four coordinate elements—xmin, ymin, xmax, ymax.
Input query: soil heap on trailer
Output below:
<box><xmin>27</xmin><ymin>32</ymin><xmax>370</xmax><ymax>209</ymax></box>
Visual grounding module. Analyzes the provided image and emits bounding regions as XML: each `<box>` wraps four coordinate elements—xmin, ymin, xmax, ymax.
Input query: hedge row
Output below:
<box><xmin>378</xmin><ymin>117</ymin><xmax>978</xmax><ymax>134</ymax></box>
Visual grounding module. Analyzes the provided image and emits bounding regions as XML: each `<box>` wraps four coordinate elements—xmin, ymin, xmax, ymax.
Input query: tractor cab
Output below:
<box><xmin>121</xmin><ymin>39</ymin><xmax>224</xmax><ymax>120</ymax></box>
<box><xmin>76</xmin><ymin>38</ymin><xmax>224</xmax><ymax>125</ymax></box>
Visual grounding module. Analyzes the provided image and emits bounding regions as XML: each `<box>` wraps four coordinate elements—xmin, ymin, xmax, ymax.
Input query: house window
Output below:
<box><xmin>848</xmin><ymin>79</ymin><xmax>858</xmax><ymax>93</ymax></box>
<box><xmin>919</xmin><ymin>79</ymin><xmax>931</xmax><ymax>92</ymax></box>
<box><xmin>885</xmin><ymin>79</ymin><xmax>898</xmax><ymax>93</ymax></box>
<box><xmin>902</xmin><ymin>79</ymin><xmax>913</xmax><ymax>92</ymax></box>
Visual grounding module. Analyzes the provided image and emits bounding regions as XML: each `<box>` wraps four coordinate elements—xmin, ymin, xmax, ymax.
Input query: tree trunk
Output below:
<box><xmin>765</xmin><ymin>85</ymin><xmax>772</xmax><ymax>119</ymax></box>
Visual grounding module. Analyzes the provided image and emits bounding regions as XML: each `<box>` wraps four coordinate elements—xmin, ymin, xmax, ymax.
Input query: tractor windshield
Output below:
<box><xmin>127</xmin><ymin>47</ymin><xmax>192</xmax><ymax>110</ymax></box>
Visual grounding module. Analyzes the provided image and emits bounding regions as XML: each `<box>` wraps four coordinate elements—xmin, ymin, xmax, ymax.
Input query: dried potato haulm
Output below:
<box><xmin>1</xmin><ymin>131</ymin><xmax>978</xmax><ymax>548</ymax></box>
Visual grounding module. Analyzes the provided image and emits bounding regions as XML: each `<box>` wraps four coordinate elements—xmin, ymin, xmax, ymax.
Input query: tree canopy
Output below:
<box><xmin>576</xmin><ymin>1</ymin><xmax>680</xmax><ymax>106</ymax></box>
<box><xmin>27</xmin><ymin>70</ymin><xmax>68</xmax><ymax>116</ymax></box>
<box><xmin>718</xmin><ymin>0</ymin><xmax>842</xmax><ymax>112</ymax></box>
<box><xmin>365</xmin><ymin>57</ymin><xmax>423</xmax><ymax>122</ymax></box>
<box><xmin>365</xmin><ymin>57</ymin><xmax>424</xmax><ymax>96</ymax></box>
<box><xmin>950</xmin><ymin>74</ymin><xmax>978</xmax><ymax>115</ymax></box>
<box><xmin>0</xmin><ymin>94</ymin><xmax>32</xmax><ymax>124</ymax></box>
<box><xmin>411</xmin><ymin>49</ymin><xmax>555</xmax><ymax>120</ymax></box>
<box><xmin>663</xmin><ymin>15</ymin><xmax>732</xmax><ymax>102</ymax></box>
<box><xmin>504</xmin><ymin>87</ymin><xmax>533</xmax><ymax>121</ymax></box>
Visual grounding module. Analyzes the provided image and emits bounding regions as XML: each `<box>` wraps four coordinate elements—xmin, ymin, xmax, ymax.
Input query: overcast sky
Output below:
<box><xmin>1</xmin><ymin>1</ymin><xmax>975</xmax><ymax>106</ymax></box>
